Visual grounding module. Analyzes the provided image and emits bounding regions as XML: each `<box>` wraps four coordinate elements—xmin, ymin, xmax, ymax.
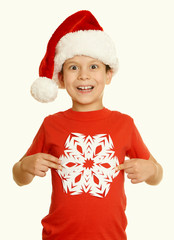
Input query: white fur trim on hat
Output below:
<box><xmin>30</xmin><ymin>77</ymin><xmax>58</xmax><ymax>103</ymax></box>
<box><xmin>52</xmin><ymin>30</ymin><xmax>118</xmax><ymax>81</ymax></box>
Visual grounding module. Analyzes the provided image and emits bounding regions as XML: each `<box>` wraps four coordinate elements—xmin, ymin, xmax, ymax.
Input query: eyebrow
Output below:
<box><xmin>65</xmin><ymin>59</ymin><xmax>101</xmax><ymax>65</ymax></box>
<box><xmin>64</xmin><ymin>61</ymin><xmax>78</xmax><ymax>65</ymax></box>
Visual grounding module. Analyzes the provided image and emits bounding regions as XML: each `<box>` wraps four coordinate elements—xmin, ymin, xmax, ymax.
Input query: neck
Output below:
<box><xmin>72</xmin><ymin>102</ymin><xmax>104</xmax><ymax>112</ymax></box>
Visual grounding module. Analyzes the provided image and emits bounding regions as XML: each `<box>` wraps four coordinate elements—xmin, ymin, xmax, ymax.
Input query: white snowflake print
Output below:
<box><xmin>57</xmin><ymin>133</ymin><xmax>120</xmax><ymax>198</ymax></box>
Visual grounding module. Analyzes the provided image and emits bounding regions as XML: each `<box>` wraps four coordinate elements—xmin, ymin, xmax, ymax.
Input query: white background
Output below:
<box><xmin>0</xmin><ymin>0</ymin><xmax>174</xmax><ymax>239</ymax></box>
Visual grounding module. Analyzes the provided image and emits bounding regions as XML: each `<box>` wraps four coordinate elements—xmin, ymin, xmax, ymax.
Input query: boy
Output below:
<box><xmin>13</xmin><ymin>10</ymin><xmax>163</xmax><ymax>240</ymax></box>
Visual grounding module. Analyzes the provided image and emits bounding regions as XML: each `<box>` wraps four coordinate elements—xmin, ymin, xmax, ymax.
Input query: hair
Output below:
<box><xmin>106</xmin><ymin>65</ymin><xmax>111</xmax><ymax>72</ymax></box>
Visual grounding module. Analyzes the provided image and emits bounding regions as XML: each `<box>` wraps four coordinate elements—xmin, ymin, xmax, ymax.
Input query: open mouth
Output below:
<box><xmin>77</xmin><ymin>85</ymin><xmax>94</xmax><ymax>92</ymax></box>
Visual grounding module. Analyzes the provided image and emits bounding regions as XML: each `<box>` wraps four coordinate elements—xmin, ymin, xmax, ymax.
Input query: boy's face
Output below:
<box><xmin>58</xmin><ymin>55</ymin><xmax>113</xmax><ymax>111</ymax></box>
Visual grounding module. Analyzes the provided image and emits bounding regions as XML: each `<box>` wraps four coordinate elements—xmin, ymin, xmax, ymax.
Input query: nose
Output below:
<box><xmin>78</xmin><ymin>67</ymin><xmax>90</xmax><ymax>80</ymax></box>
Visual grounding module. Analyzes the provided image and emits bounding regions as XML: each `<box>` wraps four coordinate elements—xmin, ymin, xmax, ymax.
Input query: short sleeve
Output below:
<box><xmin>26</xmin><ymin>120</ymin><xmax>46</xmax><ymax>156</ymax></box>
<box><xmin>126</xmin><ymin>120</ymin><xmax>150</xmax><ymax>160</ymax></box>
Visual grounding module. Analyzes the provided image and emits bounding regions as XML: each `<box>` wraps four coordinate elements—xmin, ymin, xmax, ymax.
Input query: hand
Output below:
<box><xmin>21</xmin><ymin>153</ymin><xmax>62</xmax><ymax>177</ymax></box>
<box><xmin>115</xmin><ymin>158</ymin><xmax>157</xmax><ymax>184</ymax></box>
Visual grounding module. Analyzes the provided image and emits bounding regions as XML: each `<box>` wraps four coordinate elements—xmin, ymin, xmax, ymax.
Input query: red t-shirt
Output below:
<box><xmin>26</xmin><ymin>108</ymin><xmax>150</xmax><ymax>240</ymax></box>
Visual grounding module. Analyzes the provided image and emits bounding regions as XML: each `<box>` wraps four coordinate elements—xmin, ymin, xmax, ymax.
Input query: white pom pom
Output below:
<box><xmin>30</xmin><ymin>77</ymin><xmax>58</xmax><ymax>103</ymax></box>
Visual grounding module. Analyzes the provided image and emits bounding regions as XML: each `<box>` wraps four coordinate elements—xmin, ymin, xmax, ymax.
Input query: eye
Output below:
<box><xmin>69</xmin><ymin>65</ymin><xmax>78</xmax><ymax>70</ymax></box>
<box><xmin>90</xmin><ymin>64</ymin><xmax>98</xmax><ymax>70</ymax></box>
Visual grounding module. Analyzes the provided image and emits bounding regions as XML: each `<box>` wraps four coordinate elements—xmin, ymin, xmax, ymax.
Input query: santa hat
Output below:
<box><xmin>31</xmin><ymin>10</ymin><xmax>118</xmax><ymax>103</ymax></box>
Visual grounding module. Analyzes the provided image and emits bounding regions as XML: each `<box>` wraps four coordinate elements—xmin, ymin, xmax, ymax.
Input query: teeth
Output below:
<box><xmin>77</xmin><ymin>86</ymin><xmax>94</xmax><ymax>90</ymax></box>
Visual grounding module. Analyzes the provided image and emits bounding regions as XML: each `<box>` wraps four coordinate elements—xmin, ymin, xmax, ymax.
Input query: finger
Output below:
<box><xmin>131</xmin><ymin>179</ymin><xmax>141</xmax><ymax>184</ymax></box>
<box><xmin>124</xmin><ymin>168</ymin><xmax>134</xmax><ymax>174</ymax></box>
<box><xmin>115</xmin><ymin>161</ymin><xmax>133</xmax><ymax>171</ymax></box>
<box><xmin>41</xmin><ymin>153</ymin><xmax>61</xmax><ymax>164</ymax></box>
<box><xmin>40</xmin><ymin>171</ymin><xmax>46</xmax><ymax>177</ymax></box>
<box><xmin>39</xmin><ymin>165</ymin><xmax>49</xmax><ymax>173</ymax></box>
<box><xmin>35</xmin><ymin>170</ymin><xmax>46</xmax><ymax>178</ymax></box>
<box><xmin>127</xmin><ymin>173</ymin><xmax>136</xmax><ymax>179</ymax></box>
<box><xmin>42</xmin><ymin>159</ymin><xmax>62</xmax><ymax>170</ymax></box>
<box><xmin>115</xmin><ymin>164</ymin><xmax>125</xmax><ymax>171</ymax></box>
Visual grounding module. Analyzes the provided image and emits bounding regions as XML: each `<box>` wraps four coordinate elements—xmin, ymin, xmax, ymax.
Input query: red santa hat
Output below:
<box><xmin>31</xmin><ymin>10</ymin><xmax>118</xmax><ymax>103</ymax></box>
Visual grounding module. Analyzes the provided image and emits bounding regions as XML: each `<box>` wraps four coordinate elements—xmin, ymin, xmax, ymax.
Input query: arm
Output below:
<box><xmin>145</xmin><ymin>154</ymin><xmax>163</xmax><ymax>185</ymax></box>
<box><xmin>13</xmin><ymin>153</ymin><xmax>62</xmax><ymax>186</ymax></box>
<box><xmin>12</xmin><ymin>154</ymin><xmax>34</xmax><ymax>186</ymax></box>
<box><xmin>116</xmin><ymin>154</ymin><xmax>163</xmax><ymax>185</ymax></box>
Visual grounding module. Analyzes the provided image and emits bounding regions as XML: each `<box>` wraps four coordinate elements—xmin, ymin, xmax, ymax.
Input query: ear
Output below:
<box><xmin>106</xmin><ymin>69</ymin><xmax>113</xmax><ymax>85</ymax></box>
<box><xmin>58</xmin><ymin>72</ymin><xmax>65</xmax><ymax>89</ymax></box>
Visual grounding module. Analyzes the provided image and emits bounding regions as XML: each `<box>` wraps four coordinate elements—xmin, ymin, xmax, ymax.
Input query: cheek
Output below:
<box><xmin>64</xmin><ymin>79</ymin><xmax>76</xmax><ymax>95</ymax></box>
<box><xmin>97</xmin><ymin>76</ymin><xmax>108</xmax><ymax>87</ymax></box>
<box><xmin>63</xmin><ymin>76</ymin><xmax>72</xmax><ymax>88</ymax></box>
